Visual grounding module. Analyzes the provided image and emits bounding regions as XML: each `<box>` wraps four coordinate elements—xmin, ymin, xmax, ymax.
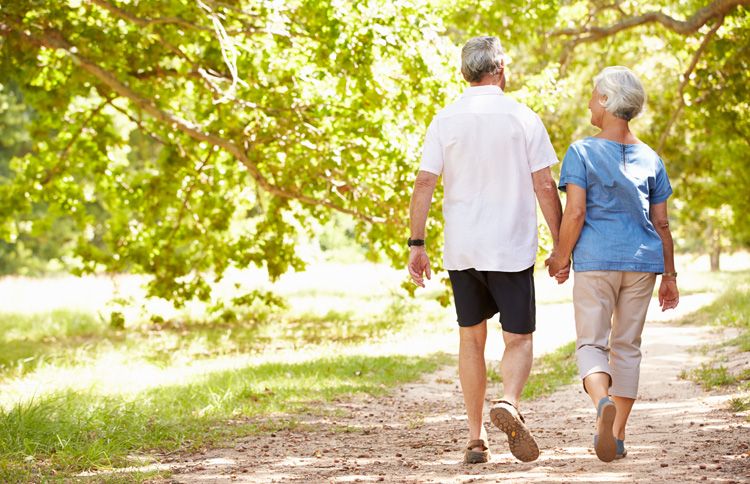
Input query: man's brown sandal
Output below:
<box><xmin>489</xmin><ymin>399</ymin><xmax>540</xmax><ymax>462</ymax></box>
<box><xmin>463</xmin><ymin>437</ymin><xmax>490</xmax><ymax>464</ymax></box>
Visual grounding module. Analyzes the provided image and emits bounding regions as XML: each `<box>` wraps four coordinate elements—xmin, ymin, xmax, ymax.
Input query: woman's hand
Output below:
<box><xmin>658</xmin><ymin>277</ymin><xmax>679</xmax><ymax>311</ymax></box>
<box><xmin>545</xmin><ymin>252</ymin><xmax>571</xmax><ymax>284</ymax></box>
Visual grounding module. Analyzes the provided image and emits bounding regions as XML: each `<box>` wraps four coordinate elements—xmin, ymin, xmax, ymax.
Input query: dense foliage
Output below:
<box><xmin>1</xmin><ymin>0</ymin><xmax>748</xmax><ymax>303</ymax></box>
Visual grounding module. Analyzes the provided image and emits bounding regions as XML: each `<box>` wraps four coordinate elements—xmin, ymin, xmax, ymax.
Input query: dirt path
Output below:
<box><xmin>157</xmin><ymin>300</ymin><xmax>750</xmax><ymax>483</ymax></box>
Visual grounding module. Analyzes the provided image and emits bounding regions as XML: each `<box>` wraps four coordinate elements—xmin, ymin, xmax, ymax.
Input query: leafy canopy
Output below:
<box><xmin>1</xmin><ymin>0</ymin><xmax>748</xmax><ymax>305</ymax></box>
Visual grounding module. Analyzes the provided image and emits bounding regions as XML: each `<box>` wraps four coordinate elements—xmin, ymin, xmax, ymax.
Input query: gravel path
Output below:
<box><xmin>159</xmin><ymin>294</ymin><xmax>750</xmax><ymax>483</ymax></box>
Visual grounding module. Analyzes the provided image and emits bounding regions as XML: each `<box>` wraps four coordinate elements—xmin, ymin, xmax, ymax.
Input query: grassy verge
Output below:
<box><xmin>678</xmin><ymin>271</ymin><xmax>750</xmax><ymax>397</ymax></box>
<box><xmin>0</xmin><ymin>291</ymin><xmax>421</xmax><ymax>377</ymax></box>
<box><xmin>670</xmin><ymin>269</ymin><xmax>750</xmax><ymax>297</ymax></box>
<box><xmin>680</xmin><ymin>364</ymin><xmax>750</xmax><ymax>390</ymax></box>
<box><xmin>523</xmin><ymin>342</ymin><xmax>578</xmax><ymax>399</ymax></box>
<box><xmin>487</xmin><ymin>341</ymin><xmax>578</xmax><ymax>400</ymax></box>
<box><xmin>0</xmin><ymin>352</ymin><xmax>449</xmax><ymax>479</ymax></box>
<box><xmin>0</xmin><ymin>310</ymin><xmax>108</xmax><ymax>375</ymax></box>
<box><xmin>676</xmin><ymin>271</ymin><xmax>750</xmax><ymax>329</ymax></box>
<box><xmin>0</xmin><ymin>272</ymin><xmax>446</xmax><ymax>480</ymax></box>
<box><xmin>728</xmin><ymin>396</ymin><xmax>750</xmax><ymax>413</ymax></box>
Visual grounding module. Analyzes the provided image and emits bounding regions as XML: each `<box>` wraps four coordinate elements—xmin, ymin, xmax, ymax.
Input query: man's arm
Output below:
<box><xmin>408</xmin><ymin>170</ymin><xmax>438</xmax><ymax>287</ymax></box>
<box><xmin>650</xmin><ymin>201</ymin><xmax>679</xmax><ymax>311</ymax></box>
<box><xmin>532</xmin><ymin>167</ymin><xmax>563</xmax><ymax>247</ymax></box>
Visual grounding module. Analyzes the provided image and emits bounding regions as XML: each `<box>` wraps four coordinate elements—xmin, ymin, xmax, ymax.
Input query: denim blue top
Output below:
<box><xmin>558</xmin><ymin>137</ymin><xmax>673</xmax><ymax>273</ymax></box>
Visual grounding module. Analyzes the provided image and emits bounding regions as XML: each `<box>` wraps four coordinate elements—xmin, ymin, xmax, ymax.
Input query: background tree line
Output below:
<box><xmin>1</xmin><ymin>0</ymin><xmax>748</xmax><ymax>306</ymax></box>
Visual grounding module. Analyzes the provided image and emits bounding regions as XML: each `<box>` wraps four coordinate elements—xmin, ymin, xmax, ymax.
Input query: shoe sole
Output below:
<box><xmin>490</xmin><ymin>405</ymin><xmax>540</xmax><ymax>462</ymax></box>
<box><xmin>595</xmin><ymin>402</ymin><xmax>617</xmax><ymax>462</ymax></box>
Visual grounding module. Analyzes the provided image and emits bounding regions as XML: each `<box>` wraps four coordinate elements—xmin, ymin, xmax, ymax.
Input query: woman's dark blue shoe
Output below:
<box><xmin>594</xmin><ymin>397</ymin><xmax>617</xmax><ymax>462</ymax></box>
<box><xmin>615</xmin><ymin>439</ymin><xmax>627</xmax><ymax>459</ymax></box>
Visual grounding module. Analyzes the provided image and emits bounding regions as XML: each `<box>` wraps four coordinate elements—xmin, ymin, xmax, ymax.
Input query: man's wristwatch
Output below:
<box><xmin>407</xmin><ymin>238</ymin><xmax>425</xmax><ymax>247</ymax></box>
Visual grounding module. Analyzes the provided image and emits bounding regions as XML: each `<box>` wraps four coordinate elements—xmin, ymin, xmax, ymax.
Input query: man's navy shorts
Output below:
<box><xmin>447</xmin><ymin>265</ymin><xmax>536</xmax><ymax>334</ymax></box>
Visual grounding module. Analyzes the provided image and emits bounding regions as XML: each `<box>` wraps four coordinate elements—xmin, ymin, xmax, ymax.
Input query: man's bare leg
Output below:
<box><xmin>499</xmin><ymin>331</ymin><xmax>533</xmax><ymax>408</ymax></box>
<box><xmin>459</xmin><ymin>320</ymin><xmax>488</xmax><ymax>451</ymax></box>
<box><xmin>487</xmin><ymin>330</ymin><xmax>540</xmax><ymax>462</ymax></box>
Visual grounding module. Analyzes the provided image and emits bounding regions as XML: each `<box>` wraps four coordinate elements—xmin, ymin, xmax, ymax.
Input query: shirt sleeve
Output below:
<box><xmin>650</xmin><ymin>157</ymin><xmax>673</xmax><ymax>204</ymax></box>
<box><xmin>558</xmin><ymin>144</ymin><xmax>587</xmax><ymax>192</ymax></box>
<box><xmin>418</xmin><ymin>119</ymin><xmax>443</xmax><ymax>175</ymax></box>
<box><xmin>525</xmin><ymin>112</ymin><xmax>559</xmax><ymax>172</ymax></box>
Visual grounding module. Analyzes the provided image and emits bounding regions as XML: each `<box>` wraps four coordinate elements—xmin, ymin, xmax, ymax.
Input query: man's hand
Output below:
<box><xmin>658</xmin><ymin>278</ymin><xmax>679</xmax><ymax>311</ymax></box>
<box><xmin>545</xmin><ymin>252</ymin><xmax>570</xmax><ymax>284</ymax></box>
<box><xmin>408</xmin><ymin>246</ymin><xmax>431</xmax><ymax>288</ymax></box>
<box><xmin>553</xmin><ymin>263</ymin><xmax>570</xmax><ymax>284</ymax></box>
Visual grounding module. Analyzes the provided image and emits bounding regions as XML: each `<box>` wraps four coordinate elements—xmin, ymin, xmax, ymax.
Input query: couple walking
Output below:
<box><xmin>407</xmin><ymin>36</ymin><xmax>680</xmax><ymax>464</ymax></box>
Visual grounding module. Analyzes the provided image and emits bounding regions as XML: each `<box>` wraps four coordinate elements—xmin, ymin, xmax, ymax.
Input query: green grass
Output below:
<box><xmin>680</xmin><ymin>364</ymin><xmax>737</xmax><ymax>390</ymax></box>
<box><xmin>0</xmin><ymin>463</ymin><xmax>170</xmax><ymax>484</ymax></box>
<box><xmin>279</xmin><ymin>295</ymin><xmax>416</xmax><ymax>345</ymax></box>
<box><xmin>487</xmin><ymin>341</ymin><xmax>578</xmax><ymax>400</ymax></box>
<box><xmin>0</xmin><ymin>291</ymin><xmax>419</xmax><ymax>378</ymax></box>
<box><xmin>0</xmin><ymin>309</ymin><xmax>112</xmax><ymax>375</ymax></box>
<box><xmin>728</xmin><ymin>332</ymin><xmax>750</xmax><ymax>352</ymax></box>
<box><xmin>523</xmin><ymin>342</ymin><xmax>578</xmax><ymax>399</ymax></box>
<box><xmin>728</xmin><ymin>396</ymin><xmax>750</xmax><ymax>413</ymax></box>
<box><xmin>0</xmin><ymin>281</ymin><xmax>440</xmax><ymax>480</ymax></box>
<box><xmin>677</xmin><ymin>271</ymin><xmax>750</xmax><ymax>392</ymax></box>
<box><xmin>676</xmin><ymin>272</ymin><xmax>750</xmax><ymax>328</ymax></box>
<box><xmin>680</xmin><ymin>365</ymin><xmax>750</xmax><ymax>390</ymax></box>
<box><xmin>0</xmin><ymin>352</ymin><xmax>449</xmax><ymax>478</ymax></box>
<box><xmin>672</xmin><ymin>269</ymin><xmax>750</xmax><ymax>297</ymax></box>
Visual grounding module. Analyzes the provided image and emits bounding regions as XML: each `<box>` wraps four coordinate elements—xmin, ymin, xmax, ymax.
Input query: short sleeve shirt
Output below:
<box><xmin>558</xmin><ymin>137</ymin><xmax>673</xmax><ymax>273</ymax></box>
<box><xmin>419</xmin><ymin>85</ymin><xmax>558</xmax><ymax>272</ymax></box>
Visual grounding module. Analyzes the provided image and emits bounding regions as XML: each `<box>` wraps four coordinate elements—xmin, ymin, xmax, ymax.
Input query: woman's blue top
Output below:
<box><xmin>558</xmin><ymin>137</ymin><xmax>672</xmax><ymax>273</ymax></box>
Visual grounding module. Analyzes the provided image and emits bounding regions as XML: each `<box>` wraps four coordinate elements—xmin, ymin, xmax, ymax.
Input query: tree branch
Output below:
<box><xmin>730</xmin><ymin>124</ymin><xmax>750</xmax><ymax>149</ymax></box>
<box><xmin>553</xmin><ymin>0</ymin><xmax>749</xmax><ymax>66</ymax></box>
<box><xmin>88</xmin><ymin>0</ymin><xmax>263</xmax><ymax>37</ymax></box>
<box><xmin>657</xmin><ymin>17</ymin><xmax>724</xmax><ymax>152</ymax></box>
<box><xmin>41</xmin><ymin>95</ymin><xmax>115</xmax><ymax>185</ymax></box>
<box><xmin>105</xmin><ymin>99</ymin><xmax>171</xmax><ymax>149</ymax></box>
<box><xmin>87</xmin><ymin>0</ymin><xmax>211</xmax><ymax>31</ymax></box>
<box><xmin>167</xmin><ymin>149</ymin><xmax>213</xmax><ymax>246</ymax></box>
<box><xmin>3</xmin><ymin>20</ymin><xmax>382</xmax><ymax>224</ymax></box>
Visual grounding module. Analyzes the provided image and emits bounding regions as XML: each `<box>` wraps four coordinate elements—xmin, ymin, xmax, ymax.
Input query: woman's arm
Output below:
<box><xmin>650</xmin><ymin>201</ymin><xmax>679</xmax><ymax>310</ymax></box>
<box><xmin>547</xmin><ymin>183</ymin><xmax>586</xmax><ymax>281</ymax></box>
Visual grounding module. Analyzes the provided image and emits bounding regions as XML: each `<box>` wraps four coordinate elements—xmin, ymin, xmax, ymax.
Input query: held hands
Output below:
<box><xmin>658</xmin><ymin>277</ymin><xmax>679</xmax><ymax>311</ymax></box>
<box><xmin>408</xmin><ymin>246</ymin><xmax>431</xmax><ymax>288</ymax></box>
<box><xmin>545</xmin><ymin>251</ymin><xmax>571</xmax><ymax>284</ymax></box>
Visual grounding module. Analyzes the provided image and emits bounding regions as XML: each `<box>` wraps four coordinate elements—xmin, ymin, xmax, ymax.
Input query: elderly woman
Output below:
<box><xmin>547</xmin><ymin>66</ymin><xmax>680</xmax><ymax>462</ymax></box>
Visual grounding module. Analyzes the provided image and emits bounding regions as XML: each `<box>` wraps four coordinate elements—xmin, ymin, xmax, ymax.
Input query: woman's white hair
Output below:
<box><xmin>461</xmin><ymin>36</ymin><xmax>504</xmax><ymax>83</ymax></box>
<box><xmin>593</xmin><ymin>66</ymin><xmax>646</xmax><ymax>121</ymax></box>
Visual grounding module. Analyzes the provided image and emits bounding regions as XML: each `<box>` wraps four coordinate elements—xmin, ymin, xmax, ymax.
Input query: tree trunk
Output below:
<box><xmin>709</xmin><ymin>222</ymin><xmax>721</xmax><ymax>272</ymax></box>
<box><xmin>710</xmin><ymin>245</ymin><xmax>721</xmax><ymax>272</ymax></box>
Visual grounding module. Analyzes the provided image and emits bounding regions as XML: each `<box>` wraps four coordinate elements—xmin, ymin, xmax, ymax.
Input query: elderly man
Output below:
<box><xmin>407</xmin><ymin>36</ymin><xmax>562</xmax><ymax>463</ymax></box>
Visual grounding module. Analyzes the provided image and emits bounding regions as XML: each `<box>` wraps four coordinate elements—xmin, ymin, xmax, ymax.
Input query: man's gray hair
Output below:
<box><xmin>461</xmin><ymin>36</ymin><xmax>504</xmax><ymax>83</ymax></box>
<box><xmin>593</xmin><ymin>66</ymin><xmax>646</xmax><ymax>121</ymax></box>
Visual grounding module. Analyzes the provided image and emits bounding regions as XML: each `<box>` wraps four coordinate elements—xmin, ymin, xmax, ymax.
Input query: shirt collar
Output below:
<box><xmin>461</xmin><ymin>85</ymin><xmax>504</xmax><ymax>97</ymax></box>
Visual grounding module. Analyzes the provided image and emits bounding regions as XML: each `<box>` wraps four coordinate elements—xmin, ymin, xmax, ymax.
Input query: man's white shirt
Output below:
<box><xmin>419</xmin><ymin>85</ymin><xmax>558</xmax><ymax>272</ymax></box>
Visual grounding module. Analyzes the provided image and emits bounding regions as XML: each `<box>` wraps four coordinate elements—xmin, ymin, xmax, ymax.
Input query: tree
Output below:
<box><xmin>0</xmin><ymin>0</ymin><xmax>459</xmax><ymax>304</ymax></box>
<box><xmin>1</xmin><ymin>1</ymin><xmax>748</xmax><ymax>307</ymax></box>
